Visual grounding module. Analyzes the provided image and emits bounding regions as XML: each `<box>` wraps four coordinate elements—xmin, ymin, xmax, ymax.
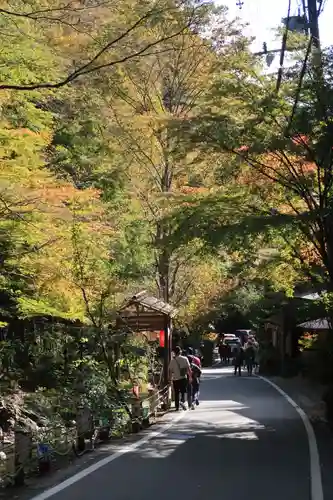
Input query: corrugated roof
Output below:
<box><xmin>297</xmin><ymin>318</ymin><xmax>330</xmax><ymax>330</ymax></box>
<box><xmin>119</xmin><ymin>290</ymin><xmax>178</xmax><ymax>318</ymax></box>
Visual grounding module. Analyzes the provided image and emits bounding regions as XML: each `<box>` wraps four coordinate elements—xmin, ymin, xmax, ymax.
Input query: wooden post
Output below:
<box><xmin>163</xmin><ymin>318</ymin><xmax>170</xmax><ymax>388</ymax></box>
<box><xmin>76</xmin><ymin>405</ymin><xmax>92</xmax><ymax>452</ymax></box>
<box><xmin>14</xmin><ymin>428</ymin><xmax>32</xmax><ymax>486</ymax></box>
<box><xmin>148</xmin><ymin>387</ymin><xmax>159</xmax><ymax>418</ymax></box>
<box><xmin>131</xmin><ymin>397</ymin><xmax>142</xmax><ymax>433</ymax></box>
<box><xmin>162</xmin><ymin>318</ymin><xmax>173</xmax><ymax>409</ymax></box>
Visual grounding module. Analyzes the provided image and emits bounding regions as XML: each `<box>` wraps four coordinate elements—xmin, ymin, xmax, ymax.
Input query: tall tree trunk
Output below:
<box><xmin>156</xmin><ymin>123</ymin><xmax>173</xmax><ymax>302</ymax></box>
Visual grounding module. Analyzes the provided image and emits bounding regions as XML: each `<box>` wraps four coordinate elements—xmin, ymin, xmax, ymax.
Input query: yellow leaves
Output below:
<box><xmin>13</xmin><ymin>189</ymin><xmax>115</xmax><ymax>321</ymax></box>
<box><xmin>0</xmin><ymin>128</ymin><xmax>50</xmax><ymax>191</ymax></box>
<box><xmin>0</xmin><ymin>117</ymin><xmax>113</xmax><ymax>321</ymax></box>
<box><xmin>179</xmin><ymin>186</ymin><xmax>210</xmax><ymax>195</ymax></box>
<box><xmin>0</xmin><ymin>126</ymin><xmax>49</xmax><ymax>149</ymax></box>
<box><xmin>0</xmin><ymin>125</ymin><xmax>102</xmax><ymax>222</ymax></box>
<box><xmin>35</xmin><ymin>184</ymin><xmax>100</xmax><ymax>206</ymax></box>
<box><xmin>176</xmin><ymin>259</ymin><xmax>227</xmax><ymax>324</ymax></box>
<box><xmin>202</xmin><ymin>332</ymin><xmax>218</xmax><ymax>342</ymax></box>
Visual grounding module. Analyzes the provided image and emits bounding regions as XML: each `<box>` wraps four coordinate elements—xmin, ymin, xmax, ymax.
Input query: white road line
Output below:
<box><xmin>29</xmin><ymin>411</ymin><xmax>185</xmax><ymax>500</ymax></box>
<box><xmin>259</xmin><ymin>375</ymin><xmax>324</xmax><ymax>500</ymax></box>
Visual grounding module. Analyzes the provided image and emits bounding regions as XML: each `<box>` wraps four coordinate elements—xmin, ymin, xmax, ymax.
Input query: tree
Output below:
<box><xmin>0</xmin><ymin>0</ymin><xmax>210</xmax><ymax>91</ymax></box>
<box><xmin>100</xmin><ymin>4</ymin><xmax>252</xmax><ymax>318</ymax></box>
<box><xmin>166</xmin><ymin>43</ymin><xmax>333</xmax><ymax>314</ymax></box>
<box><xmin>0</xmin><ymin>4</ymin><xmax>159</xmax><ymax>411</ymax></box>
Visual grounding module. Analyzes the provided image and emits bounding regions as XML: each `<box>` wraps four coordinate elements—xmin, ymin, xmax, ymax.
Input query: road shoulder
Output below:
<box><xmin>264</xmin><ymin>374</ymin><xmax>332</xmax><ymax>500</ymax></box>
<box><xmin>268</xmin><ymin>375</ymin><xmax>327</xmax><ymax>423</ymax></box>
<box><xmin>1</xmin><ymin>410</ymin><xmax>181</xmax><ymax>500</ymax></box>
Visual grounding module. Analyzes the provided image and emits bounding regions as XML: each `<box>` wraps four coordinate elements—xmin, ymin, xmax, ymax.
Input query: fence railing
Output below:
<box><xmin>0</xmin><ymin>385</ymin><xmax>171</xmax><ymax>488</ymax></box>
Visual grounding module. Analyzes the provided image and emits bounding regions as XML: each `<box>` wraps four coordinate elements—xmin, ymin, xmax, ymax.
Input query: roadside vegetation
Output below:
<box><xmin>1</xmin><ymin>0</ymin><xmax>333</xmax><ymax>473</ymax></box>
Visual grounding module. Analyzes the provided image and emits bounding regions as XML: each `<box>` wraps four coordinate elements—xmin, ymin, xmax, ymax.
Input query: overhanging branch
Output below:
<box><xmin>0</xmin><ymin>5</ymin><xmax>197</xmax><ymax>91</ymax></box>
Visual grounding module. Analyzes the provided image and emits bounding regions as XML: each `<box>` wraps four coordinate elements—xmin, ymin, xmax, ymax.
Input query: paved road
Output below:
<box><xmin>31</xmin><ymin>366</ymin><xmax>319</xmax><ymax>500</ymax></box>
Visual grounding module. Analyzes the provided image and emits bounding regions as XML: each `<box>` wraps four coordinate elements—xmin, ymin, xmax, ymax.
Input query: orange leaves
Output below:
<box><xmin>235</xmin><ymin>150</ymin><xmax>317</xmax><ymax>214</ymax></box>
<box><xmin>298</xmin><ymin>243</ymin><xmax>322</xmax><ymax>266</ymax></box>
<box><xmin>291</xmin><ymin>135</ymin><xmax>309</xmax><ymax>147</ymax></box>
<box><xmin>10</xmin><ymin>128</ymin><xmax>36</xmax><ymax>137</ymax></box>
<box><xmin>34</xmin><ymin>184</ymin><xmax>101</xmax><ymax>209</ymax></box>
<box><xmin>236</xmin><ymin>133</ymin><xmax>317</xmax><ymax>186</ymax></box>
<box><xmin>257</xmin><ymin>152</ymin><xmax>316</xmax><ymax>179</ymax></box>
<box><xmin>236</xmin><ymin>167</ymin><xmax>272</xmax><ymax>187</ymax></box>
<box><xmin>236</xmin><ymin>145</ymin><xmax>249</xmax><ymax>153</ymax></box>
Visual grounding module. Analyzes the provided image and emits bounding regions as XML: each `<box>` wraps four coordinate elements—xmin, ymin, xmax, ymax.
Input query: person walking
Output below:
<box><xmin>187</xmin><ymin>347</ymin><xmax>201</xmax><ymax>367</ymax></box>
<box><xmin>169</xmin><ymin>346</ymin><xmax>192</xmax><ymax>411</ymax></box>
<box><xmin>226</xmin><ymin>343</ymin><xmax>232</xmax><ymax>364</ymax></box>
<box><xmin>218</xmin><ymin>342</ymin><xmax>227</xmax><ymax>364</ymax></box>
<box><xmin>254</xmin><ymin>341</ymin><xmax>260</xmax><ymax>374</ymax></box>
<box><xmin>189</xmin><ymin>361</ymin><xmax>202</xmax><ymax>408</ymax></box>
<box><xmin>233</xmin><ymin>344</ymin><xmax>244</xmax><ymax>376</ymax></box>
<box><xmin>186</xmin><ymin>348</ymin><xmax>202</xmax><ymax>408</ymax></box>
<box><xmin>245</xmin><ymin>341</ymin><xmax>255</xmax><ymax>376</ymax></box>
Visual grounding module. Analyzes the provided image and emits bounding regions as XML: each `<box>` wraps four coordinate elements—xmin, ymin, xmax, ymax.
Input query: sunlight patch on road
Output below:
<box><xmin>218</xmin><ymin>421</ymin><xmax>265</xmax><ymax>430</ymax></box>
<box><xmin>202</xmin><ymin>367</ymin><xmax>234</xmax><ymax>375</ymax></box>
<box><xmin>210</xmin><ymin>403</ymin><xmax>266</xmax><ymax>432</ymax></box>
<box><xmin>199</xmin><ymin>406</ymin><xmax>248</xmax><ymax>413</ymax></box>
<box><xmin>219</xmin><ymin>431</ymin><xmax>259</xmax><ymax>440</ymax></box>
<box><xmin>137</xmin><ymin>433</ymin><xmax>194</xmax><ymax>459</ymax></box>
<box><xmin>200</xmin><ymin>400</ymin><xmax>248</xmax><ymax>408</ymax></box>
<box><xmin>217</xmin><ymin>416</ymin><xmax>265</xmax><ymax>431</ymax></box>
<box><xmin>137</xmin><ymin>431</ymin><xmax>196</xmax><ymax>459</ymax></box>
<box><xmin>203</xmin><ymin>375</ymin><xmax>225</xmax><ymax>380</ymax></box>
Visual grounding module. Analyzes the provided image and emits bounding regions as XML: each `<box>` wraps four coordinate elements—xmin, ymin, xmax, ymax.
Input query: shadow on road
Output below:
<box><xmin>53</xmin><ymin>366</ymin><xmax>311</xmax><ymax>500</ymax></box>
<box><xmin>27</xmin><ymin>365</ymin><xmax>333</xmax><ymax>500</ymax></box>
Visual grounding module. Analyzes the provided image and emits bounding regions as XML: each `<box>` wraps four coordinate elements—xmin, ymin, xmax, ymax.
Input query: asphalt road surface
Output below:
<box><xmin>30</xmin><ymin>366</ymin><xmax>326</xmax><ymax>500</ymax></box>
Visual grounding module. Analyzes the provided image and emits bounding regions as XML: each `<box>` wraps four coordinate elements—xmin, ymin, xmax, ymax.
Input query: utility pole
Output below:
<box><xmin>306</xmin><ymin>0</ymin><xmax>323</xmax><ymax>75</ymax></box>
<box><xmin>307</xmin><ymin>0</ymin><xmax>321</xmax><ymax>51</ymax></box>
<box><xmin>254</xmin><ymin>0</ymin><xmax>323</xmax><ymax>67</ymax></box>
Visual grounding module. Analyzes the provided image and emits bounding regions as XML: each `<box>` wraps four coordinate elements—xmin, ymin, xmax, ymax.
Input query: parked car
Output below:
<box><xmin>224</xmin><ymin>337</ymin><xmax>241</xmax><ymax>349</ymax></box>
<box><xmin>223</xmin><ymin>334</ymin><xmax>237</xmax><ymax>342</ymax></box>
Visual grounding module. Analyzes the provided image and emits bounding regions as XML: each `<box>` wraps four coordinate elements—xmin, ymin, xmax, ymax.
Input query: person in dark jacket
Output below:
<box><xmin>218</xmin><ymin>342</ymin><xmax>227</xmax><ymax>364</ymax></box>
<box><xmin>233</xmin><ymin>345</ymin><xmax>244</xmax><ymax>376</ymax></box>
<box><xmin>226</xmin><ymin>344</ymin><xmax>232</xmax><ymax>364</ymax></box>
<box><xmin>245</xmin><ymin>342</ymin><xmax>255</xmax><ymax>376</ymax></box>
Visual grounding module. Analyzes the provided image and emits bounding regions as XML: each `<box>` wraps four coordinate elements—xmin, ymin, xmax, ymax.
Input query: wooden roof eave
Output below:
<box><xmin>118</xmin><ymin>290</ymin><xmax>178</xmax><ymax>318</ymax></box>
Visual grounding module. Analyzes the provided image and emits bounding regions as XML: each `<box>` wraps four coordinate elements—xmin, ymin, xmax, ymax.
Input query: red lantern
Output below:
<box><xmin>159</xmin><ymin>330</ymin><xmax>165</xmax><ymax>347</ymax></box>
